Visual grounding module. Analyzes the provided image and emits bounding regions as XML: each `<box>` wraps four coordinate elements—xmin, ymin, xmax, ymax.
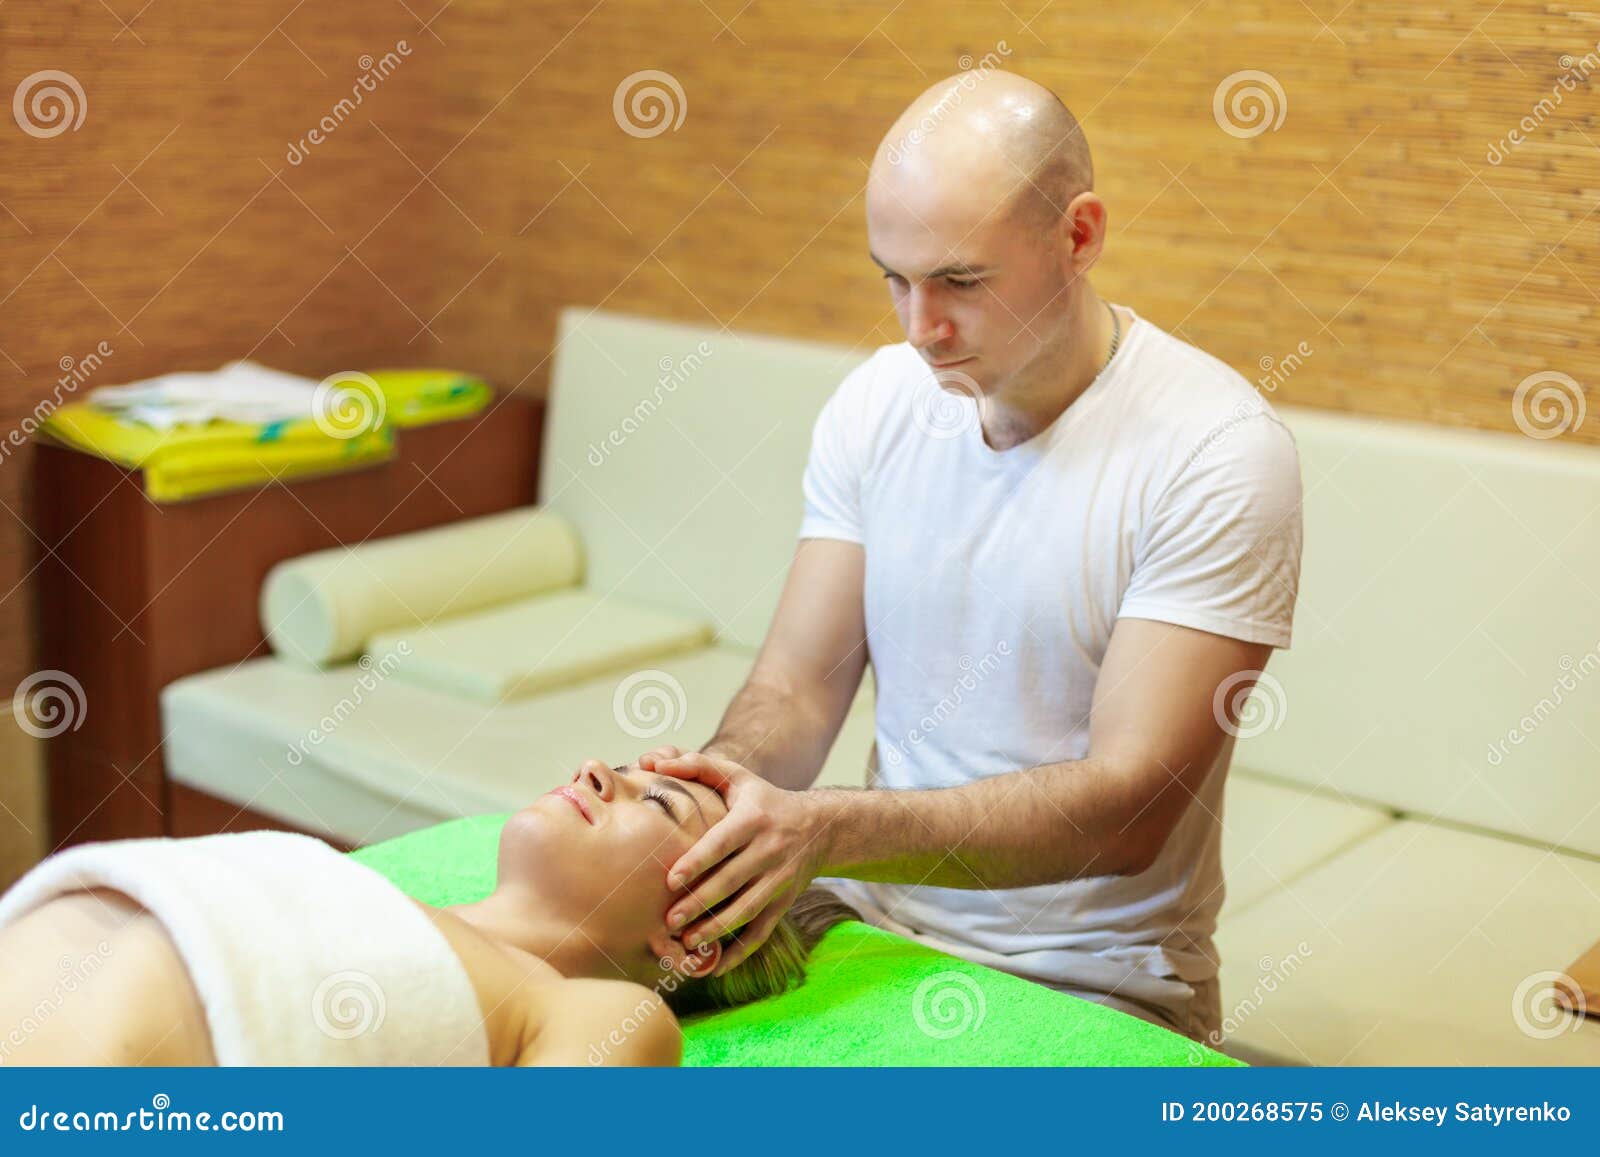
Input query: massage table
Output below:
<box><xmin>351</xmin><ymin>813</ymin><xmax>1244</xmax><ymax>1067</ymax></box>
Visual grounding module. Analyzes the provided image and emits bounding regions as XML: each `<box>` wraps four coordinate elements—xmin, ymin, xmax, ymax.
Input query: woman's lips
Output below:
<box><xmin>550</xmin><ymin>786</ymin><xmax>594</xmax><ymax>824</ymax></box>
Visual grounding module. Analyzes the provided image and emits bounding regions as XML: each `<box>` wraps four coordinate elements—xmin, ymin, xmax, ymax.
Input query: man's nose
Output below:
<box><xmin>905</xmin><ymin>287</ymin><xmax>953</xmax><ymax>351</ymax></box>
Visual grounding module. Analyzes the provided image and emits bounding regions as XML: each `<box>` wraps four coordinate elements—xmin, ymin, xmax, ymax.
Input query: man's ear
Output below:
<box><xmin>648</xmin><ymin>931</ymin><xmax>722</xmax><ymax>979</ymax></box>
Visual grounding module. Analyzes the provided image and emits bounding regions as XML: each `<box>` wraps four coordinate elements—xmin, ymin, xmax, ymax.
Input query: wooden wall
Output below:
<box><xmin>2</xmin><ymin>0</ymin><xmax>1595</xmax><ymax>877</ymax></box>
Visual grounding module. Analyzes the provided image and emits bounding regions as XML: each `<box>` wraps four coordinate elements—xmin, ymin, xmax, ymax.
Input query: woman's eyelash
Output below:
<box><xmin>642</xmin><ymin>787</ymin><xmax>676</xmax><ymax>819</ymax></box>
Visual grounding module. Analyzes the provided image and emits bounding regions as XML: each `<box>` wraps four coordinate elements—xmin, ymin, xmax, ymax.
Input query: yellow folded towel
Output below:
<box><xmin>362</xmin><ymin>370</ymin><xmax>493</xmax><ymax>427</ymax></box>
<box><xmin>39</xmin><ymin>403</ymin><xmax>394</xmax><ymax>502</ymax></box>
<box><xmin>37</xmin><ymin>367</ymin><xmax>490</xmax><ymax>502</ymax></box>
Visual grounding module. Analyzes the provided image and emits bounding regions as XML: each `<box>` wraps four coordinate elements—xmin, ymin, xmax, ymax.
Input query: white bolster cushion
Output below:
<box><xmin>261</xmin><ymin>506</ymin><xmax>583</xmax><ymax>667</ymax></box>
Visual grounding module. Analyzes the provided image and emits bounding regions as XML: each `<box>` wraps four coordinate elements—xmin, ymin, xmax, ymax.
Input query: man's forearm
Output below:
<box><xmin>701</xmin><ymin>678</ymin><xmax>840</xmax><ymax>791</ymax></box>
<box><xmin>808</xmin><ymin>759</ymin><xmax>1158</xmax><ymax>889</ymax></box>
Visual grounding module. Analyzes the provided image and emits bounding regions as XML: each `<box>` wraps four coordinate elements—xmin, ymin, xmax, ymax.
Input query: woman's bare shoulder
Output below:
<box><xmin>410</xmin><ymin>900</ymin><xmax>565</xmax><ymax>1065</ymax></box>
<box><xmin>407</xmin><ymin>900</ymin><xmax>679</xmax><ymax>1066</ymax></box>
<box><xmin>516</xmin><ymin>977</ymin><xmax>682</xmax><ymax>1067</ymax></box>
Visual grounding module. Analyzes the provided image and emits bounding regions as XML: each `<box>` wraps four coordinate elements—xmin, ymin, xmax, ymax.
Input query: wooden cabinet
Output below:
<box><xmin>30</xmin><ymin>396</ymin><xmax>543</xmax><ymax>851</ymax></box>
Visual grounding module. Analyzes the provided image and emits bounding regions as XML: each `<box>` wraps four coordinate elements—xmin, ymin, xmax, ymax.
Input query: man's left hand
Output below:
<box><xmin>637</xmin><ymin>749</ymin><xmax>834</xmax><ymax>977</ymax></box>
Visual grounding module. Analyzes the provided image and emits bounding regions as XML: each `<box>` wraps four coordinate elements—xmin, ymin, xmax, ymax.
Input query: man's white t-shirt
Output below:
<box><xmin>802</xmin><ymin>305</ymin><xmax>1303</xmax><ymax>1026</ymax></box>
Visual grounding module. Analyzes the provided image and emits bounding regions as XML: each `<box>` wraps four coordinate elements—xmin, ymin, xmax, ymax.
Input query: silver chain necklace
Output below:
<box><xmin>1102</xmin><ymin>301</ymin><xmax>1122</xmax><ymax>373</ymax></box>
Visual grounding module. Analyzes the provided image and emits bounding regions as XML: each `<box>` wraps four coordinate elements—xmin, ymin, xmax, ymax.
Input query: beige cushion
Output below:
<box><xmin>261</xmin><ymin>506</ymin><xmax>583</xmax><ymax>667</ymax></box>
<box><xmin>161</xmin><ymin>645</ymin><xmax>875</xmax><ymax>846</ymax></box>
<box><xmin>1215</xmin><ymin>819</ymin><xmax>1600</xmax><ymax>1064</ymax></box>
<box><xmin>369</xmin><ymin>589</ymin><xmax>713</xmax><ymax>703</ymax></box>
<box><xmin>1234</xmin><ymin>407</ymin><xmax>1600</xmax><ymax>854</ymax></box>
<box><xmin>1222</xmin><ymin>772</ymin><xmax>1393</xmax><ymax>915</ymax></box>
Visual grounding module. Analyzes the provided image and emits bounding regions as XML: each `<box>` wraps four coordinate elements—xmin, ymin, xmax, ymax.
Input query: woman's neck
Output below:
<box><xmin>446</xmin><ymin>888</ymin><xmax>604</xmax><ymax>979</ymax></box>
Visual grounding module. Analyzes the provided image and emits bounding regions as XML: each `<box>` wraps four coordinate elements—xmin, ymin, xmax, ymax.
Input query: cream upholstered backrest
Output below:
<box><xmin>1235</xmin><ymin>407</ymin><xmax>1600</xmax><ymax>856</ymax></box>
<box><xmin>541</xmin><ymin>308</ymin><xmax>867</xmax><ymax>650</ymax></box>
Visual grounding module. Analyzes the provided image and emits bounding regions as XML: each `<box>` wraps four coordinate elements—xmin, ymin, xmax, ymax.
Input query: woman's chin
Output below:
<box><xmin>498</xmin><ymin>801</ymin><xmax>567</xmax><ymax>864</ymax></box>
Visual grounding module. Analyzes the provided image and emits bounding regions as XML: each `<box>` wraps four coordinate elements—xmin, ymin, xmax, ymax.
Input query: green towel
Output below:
<box><xmin>350</xmin><ymin>814</ymin><xmax>1243</xmax><ymax>1067</ymax></box>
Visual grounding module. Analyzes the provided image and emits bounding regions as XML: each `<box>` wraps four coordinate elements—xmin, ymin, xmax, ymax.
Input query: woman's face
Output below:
<box><xmin>498</xmin><ymin>759</ymin><xmax>728</xmax><ymax>979</ymax></box>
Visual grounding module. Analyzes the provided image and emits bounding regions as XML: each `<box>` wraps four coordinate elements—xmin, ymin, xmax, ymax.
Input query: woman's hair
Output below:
<box><xmin>660</xmin><ymin>886</ymin><xmax>860</xmax><ymax>1016</ymax></box>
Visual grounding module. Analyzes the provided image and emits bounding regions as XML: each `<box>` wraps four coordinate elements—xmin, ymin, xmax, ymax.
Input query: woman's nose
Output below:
<box><xmin>572</xmin><ymin>759</ymin><xmax>616</xmax><ymax>801</ymax></box>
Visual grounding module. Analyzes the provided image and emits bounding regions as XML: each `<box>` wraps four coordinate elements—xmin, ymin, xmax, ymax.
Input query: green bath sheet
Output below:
<box><xmin>351</xmin><ymin>813</ymin><xmax>1242</xmax><ymax>1067</ymax></box>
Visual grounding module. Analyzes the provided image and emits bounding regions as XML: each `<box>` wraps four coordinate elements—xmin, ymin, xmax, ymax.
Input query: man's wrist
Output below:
<box><xmin>800</xmin><ymin>787</ymin><xmax>856</xmax><ymax>876</ymax></box>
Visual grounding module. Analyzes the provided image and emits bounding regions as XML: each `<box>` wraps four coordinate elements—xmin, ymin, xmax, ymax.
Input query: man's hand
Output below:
<box><xmin>636</xmin><ymin>748</ymin><xmax>834</xmax><ymax>976</ymax></box>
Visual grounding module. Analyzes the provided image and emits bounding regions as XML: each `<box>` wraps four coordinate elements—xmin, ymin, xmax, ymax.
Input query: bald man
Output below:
<box><xmin>641</xmin><ymin>70</ymin><xmax>1303</xmax><ymax>1048</ymax></box>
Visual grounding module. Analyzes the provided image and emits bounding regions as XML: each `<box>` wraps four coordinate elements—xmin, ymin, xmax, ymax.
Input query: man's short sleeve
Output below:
<box><xmin>1118</xmin><ymin>410</ymin><xmax>1304</xmax><ymax>648</ymax></box>
<box><xmin>797</xmin><ymin>369</ymin><xmax>869</xmax><ymax>544</ymax></box>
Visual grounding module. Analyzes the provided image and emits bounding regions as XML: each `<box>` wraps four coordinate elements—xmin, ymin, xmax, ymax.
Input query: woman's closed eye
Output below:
<box><xmin>641</xmin><ymin>786</ymin><xmax>678</xmax><ymax>821</ymax></box>
<box><xmin>613</xmin><ymin>763</ymin><xmax>708</xmax><ymax>827</ymax></box>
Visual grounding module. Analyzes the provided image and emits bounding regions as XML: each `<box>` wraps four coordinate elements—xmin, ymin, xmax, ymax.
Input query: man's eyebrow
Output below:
<box><xmin>613</xmin><ymin>765</ymin><xmax>706</xmax><ymax>826</ymax></box>
<box><xmin>869</xmin><ymin>252</ymin><xmax>990</xmax><ymax>280</ymax></box>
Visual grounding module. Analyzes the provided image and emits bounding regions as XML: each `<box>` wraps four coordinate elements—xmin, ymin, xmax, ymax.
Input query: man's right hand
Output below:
<box><xmin>636</xmin><ymin>745</ymin><xmax>684</xmax><ymax>772</ymax></box>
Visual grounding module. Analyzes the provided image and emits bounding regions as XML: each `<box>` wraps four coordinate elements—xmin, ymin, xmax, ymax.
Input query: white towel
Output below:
<box><xmin>87</xmin><ymin>360</ymin><xmax>341</xmax><ymax>429</ymax></box>
<box><xmin>0</xmin><ymin>831</ymin><xmax>490</xmax><ymax>1066</ymax></box>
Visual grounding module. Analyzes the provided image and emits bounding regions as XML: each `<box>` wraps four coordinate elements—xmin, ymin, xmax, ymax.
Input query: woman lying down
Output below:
<box><xmin>0</xmin><ymin>760</ymin><xmax>857</xmax><ymax>1066</ymax></box>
